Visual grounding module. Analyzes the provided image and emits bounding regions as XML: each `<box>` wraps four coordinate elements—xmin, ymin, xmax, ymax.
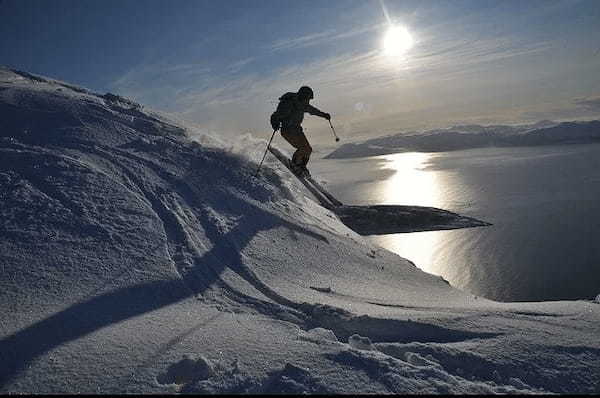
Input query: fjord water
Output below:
<box><xmin>311</xmin><ymin>143</ymin><xmax>600</xmax><ymax>302</ymax></box>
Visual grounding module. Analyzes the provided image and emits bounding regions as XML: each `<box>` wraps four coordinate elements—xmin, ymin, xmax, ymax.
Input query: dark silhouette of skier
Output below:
<box><xmin>270</xmin><ymin>86</ymin><xmax>330</xmax><ymax>176</ymax></box>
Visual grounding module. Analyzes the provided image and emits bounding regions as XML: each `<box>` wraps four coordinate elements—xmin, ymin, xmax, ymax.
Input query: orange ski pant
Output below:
<box><xmin>281</xmin><ymin>128</ymin><xmax>312</xmax><ymax>167</ymax></box>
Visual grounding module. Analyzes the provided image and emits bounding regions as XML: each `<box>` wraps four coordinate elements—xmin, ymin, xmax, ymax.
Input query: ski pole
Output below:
<box><xmin>329</xmin><ymin>120</ymin><xmax>340</xmax><ymax>142</ymax></box>
<box><xmin>254</xmin><ymin>129</ymin><xmax>277</xmax><ymax>177</ymax></box>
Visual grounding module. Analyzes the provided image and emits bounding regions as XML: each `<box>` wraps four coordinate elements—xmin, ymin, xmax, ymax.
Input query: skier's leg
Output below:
<box><xmin>281</xmin><ymin>129</ymin><xmax>312</xmax><ymax>167</ymax></box>
<box><xmin>296</xmin><ymin>131</ymin><xmax>312</xmax><ymax>167</ymax></box>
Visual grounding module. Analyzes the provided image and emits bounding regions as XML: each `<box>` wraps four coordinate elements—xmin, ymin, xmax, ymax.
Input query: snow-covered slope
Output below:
<box><xmin>1</xmin><ymin>67</ymin><xmax>598</xmax><ymax>394</ymax></box>
<box><xmin>326</xmin><ymin>120</ymin><xmax>600</xmax><ymax>159</ymax></box>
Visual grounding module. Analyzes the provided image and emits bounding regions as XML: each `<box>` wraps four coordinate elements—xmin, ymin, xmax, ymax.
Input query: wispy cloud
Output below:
<box><xmin>227</xmin><ymin>57</ymin><xmax>256</xmax><ymax>73</ymax></box>
<box><xmin>111</xmin><ymin>63</ymin><xmax>212</xmax><ymax>92</ymax></box>
<box><xmin>267</xmin><ymin>24</ymin><xmax>381</xmax><ymax>52</ymax></box>
<box><xmin>268</xmin><ymin>30</ymin><xmax>337</xmax><ymax>52</ymax></box>
<box><xmin>518</xmin><ymin>95</ymin><xmax>600</xmax><ymax>123</ymax></box>
<box><xmin>574</xmin><ymin>96</ymin><xmax>600</xmax><ymax>111</ymax></box>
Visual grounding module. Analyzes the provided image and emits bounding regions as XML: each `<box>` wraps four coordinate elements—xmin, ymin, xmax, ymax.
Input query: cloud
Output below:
<box><xmin>574</xmin><ymin>96</ymin><xmax>600</xmax><ymax>111</ymax></box>
<box><xmin>518</xmin><ymin>96</ymin><xmax>600</xmax><ymax>123</ymax></box>
<box><xmin>267</xmin><ymin>24</ymin><xmax>381</xmax><ymax>52</ymax></box>
<box><xmin>111</xmin><ymin>63</ymin><xmax>212</xmax><ymax>94</ymax></box>
<box><xmin>227</xmin><ymin>57</ymin><xmax>256</xmax><ymax>73</ymax></box>
<box><xmin>268</xmin><ymin>30</ymin><xmax>337</xmax><ymax>52</ymax></box>
<box><xmin>410</xmin><ymin>35</ymin><xmax>553</xmax><ymax>80</ymax></box>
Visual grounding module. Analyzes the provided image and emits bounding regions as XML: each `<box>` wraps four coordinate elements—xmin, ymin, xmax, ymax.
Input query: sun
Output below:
<box><xmin>383</xmin><ymin>25</ymin><xmax>414</xmax><ymax>56</ymax></box>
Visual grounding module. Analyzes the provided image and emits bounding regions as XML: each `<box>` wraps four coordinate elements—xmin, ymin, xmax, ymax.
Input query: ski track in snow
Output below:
<box><xmin>1</xmin><ymin>68</ymin><xmax>599</xmax><ymax>394</ymax></box>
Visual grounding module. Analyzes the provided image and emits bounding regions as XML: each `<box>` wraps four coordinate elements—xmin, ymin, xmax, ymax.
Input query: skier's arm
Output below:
<box><xmin>305</xmin><ymin>104</ymin><xmax>331</xmax><ymax>120</ymax></box>
<box><xmin>270</xmin><ymin>99</ymin><xmax>293</xmax><ymax>130</ymax></box>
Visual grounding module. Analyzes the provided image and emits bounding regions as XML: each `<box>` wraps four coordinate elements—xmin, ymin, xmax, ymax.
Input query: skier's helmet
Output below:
<box><xmin>298</xmin><ymin>86</ymin><xmax>314</xmax><ymax>100</ymax></box>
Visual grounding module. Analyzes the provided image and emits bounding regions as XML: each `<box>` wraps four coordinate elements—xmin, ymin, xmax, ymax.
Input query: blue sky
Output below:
<box><xmin>2</xmin><ymin>0</ymin><xmax>600</xmax><ymax>143</ymax></box>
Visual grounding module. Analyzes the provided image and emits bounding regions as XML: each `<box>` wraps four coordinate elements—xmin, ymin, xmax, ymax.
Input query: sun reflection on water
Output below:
<box><xmin>376</xmin><ymin>152</ymin><xmax>440</xmax><ymax>207</ymax></box>
<box><xmin>370</xmin><ymin>152</ymin><xmax>445</xmax><ymax>276</ymax></box>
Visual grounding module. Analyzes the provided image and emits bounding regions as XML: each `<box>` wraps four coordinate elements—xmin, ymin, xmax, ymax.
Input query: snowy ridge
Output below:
<box><xmin>1</xmin><ymin>67</ymin><xmax>599</xmax><ymax>394</ymax></box>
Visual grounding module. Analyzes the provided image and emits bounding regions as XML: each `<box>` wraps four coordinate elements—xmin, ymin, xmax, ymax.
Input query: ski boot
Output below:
<box><xmin>291</xmin><ymin>162</ymin><xmax>310</xmax><ymax>178</ymax></box>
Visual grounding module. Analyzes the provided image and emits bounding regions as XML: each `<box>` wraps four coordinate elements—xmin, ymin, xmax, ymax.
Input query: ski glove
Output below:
<box><xmin>323</xmin><ymin>112</ymin><xmax>331</xmax><ymax>121</ymax></box>
<box><xmin>270</xmin><ymin>114</ymin><xmax>280</xmax><ymax>131</ymax></box>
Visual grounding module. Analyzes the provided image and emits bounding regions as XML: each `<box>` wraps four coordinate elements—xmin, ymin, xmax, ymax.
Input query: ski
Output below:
<box><xmin>267</xmin><ymin>146</ymin><xmax>336</xmax><ymax>209</ymax></box>
<box><xmin>304</xmin><ymin>174</ymin><xmax>343</xmax><ymax>207</ymax></box>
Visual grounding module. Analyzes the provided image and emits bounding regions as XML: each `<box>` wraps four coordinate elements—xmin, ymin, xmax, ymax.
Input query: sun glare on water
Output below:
<box><xmin>383</xmin><ymin>25</ymin><xmax>414</xmax><ymax>56</ymax></box>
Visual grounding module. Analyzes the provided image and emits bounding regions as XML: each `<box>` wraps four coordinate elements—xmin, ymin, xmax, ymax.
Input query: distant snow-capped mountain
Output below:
<box><xmin>325</xmin><ymin>120</ymin><xmax>600</xmax><ymax>159</ymax></box>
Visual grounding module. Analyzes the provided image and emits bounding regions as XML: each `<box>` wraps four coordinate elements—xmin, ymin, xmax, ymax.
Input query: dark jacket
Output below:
<box><xmin>271</xmin><ymin>92</ymin><xmax>327</xmax><ymax>133</ymax></box>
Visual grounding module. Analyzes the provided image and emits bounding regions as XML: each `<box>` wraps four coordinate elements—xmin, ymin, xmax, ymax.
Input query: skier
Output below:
<box><xmin>270</xmin><ymin>86</ymin><xmax>331</xmax><ymax>176</ymax></box>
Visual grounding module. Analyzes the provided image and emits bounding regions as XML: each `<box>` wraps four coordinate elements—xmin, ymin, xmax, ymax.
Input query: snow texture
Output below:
<box><xmin>1</xmin><ymin>67</ymin><xmax>599</xmax><ymax>394</ymax></box>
